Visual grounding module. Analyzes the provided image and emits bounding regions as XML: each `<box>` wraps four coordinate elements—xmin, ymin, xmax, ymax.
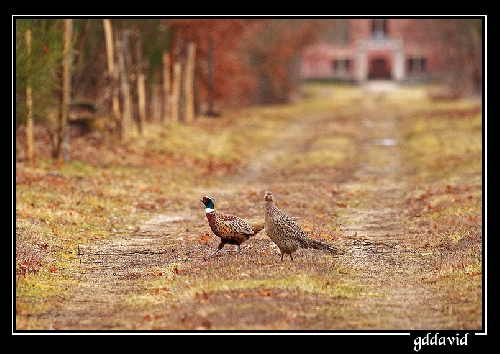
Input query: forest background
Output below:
<box><xmin>14</xmin><ymin>18</ymin><xmax>482</xmax><ymax>163</ymax></box>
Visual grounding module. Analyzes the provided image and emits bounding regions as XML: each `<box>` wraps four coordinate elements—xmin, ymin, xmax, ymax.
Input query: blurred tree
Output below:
<box><xmin>16</xmin><ymin>19</ymin><xmax>72</xmax><ymax>160</ymax></box>
<box><xmin>16</xmin><ymin>19</ymin><xmax>65</xmax><ymax>126</ymax></box>
<box><xmin>168</xmin><ymin>18</ymin><xmax>257</xmax><ymax>111</ymax></box>
<box><xmin>168</xmin><ymin>18</ymin><xmax>321</xmax><ymax>109</ymax></box>
<box><xmin>70</xmin><ymin>19</ymin><xmax>107</xmax><ymax>105</ymax></box>
<box><xmin>244</xmin><ymin>19</ymin><xmax>319</xmax><ymax>104</ymax></box>
<box><xmin>419</xmin><ymin>18</ymin><xmax>483</xmax><ymax>97</ymax></box>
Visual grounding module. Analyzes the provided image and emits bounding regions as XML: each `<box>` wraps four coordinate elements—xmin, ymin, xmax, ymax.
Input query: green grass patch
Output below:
<box><xmin>16</xmin><ymin>270</ymin><xmax>77</xmax><ymax>323</ymax></box>
<box><xmin>141</xmin><ymin>271</ymin><xmax>361</xmax><ymax>306</ymax></box>
<box><xmin>401</xmin><ymin>108</ymin><xmax>482</xmax><ymax>179</ymax></box>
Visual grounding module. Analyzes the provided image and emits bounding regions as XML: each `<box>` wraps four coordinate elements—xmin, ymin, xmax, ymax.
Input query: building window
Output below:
<box><xmin>407</xmin><ymin>57</ymin><xmax>427</xmax><ymax>73</ymax></box>
<box><xmin>335</xmin><ymin>19</ymin><xmax>350</xmax><ymax>44</ymax></box>
<box><xmin>371</xmin><ymin>19</ymin><xmax>388</xmax><ymax>40</ymax></box>
<box><xmin>332</xmin><ymin>59</ymin><xmax>351</xmax><ymax>74</ymax></box>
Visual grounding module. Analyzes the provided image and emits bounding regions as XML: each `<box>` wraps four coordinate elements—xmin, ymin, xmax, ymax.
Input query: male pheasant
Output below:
<box><xmin>200</xmin><ymin>196</ymin><xmax>265</xmax><ymax>257</ymax></box>
<box><xmin>264</xmin><ymin>191</ymin><xmax>345</xmax><ymax>261</ymax></box>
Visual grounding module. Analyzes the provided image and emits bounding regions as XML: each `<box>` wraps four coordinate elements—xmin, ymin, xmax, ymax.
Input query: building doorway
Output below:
<box><xmin>369</xmin><ymin>58</ymin><xmax>391</xmax><ymax>80</ymax></box>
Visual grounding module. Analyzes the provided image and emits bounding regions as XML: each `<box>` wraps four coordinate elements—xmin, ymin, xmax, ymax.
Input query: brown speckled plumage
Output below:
<box><xmin>201</xmin><ymin>196</ymin><xmax>265</xmax><ymax>257</ymax></box>
<box><xmin>264</xmin><ymin>191</ymin><xmax>345</xmax><ymax>261</ymax></box>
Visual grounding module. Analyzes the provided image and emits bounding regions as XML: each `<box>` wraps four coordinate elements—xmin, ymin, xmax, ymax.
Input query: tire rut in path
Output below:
<box><xmin>54</xmin><ymin>214</ymin><xmax>200</xmax><ymax>330</ymax></box>
<box><xmin>207</xmin><ymin>104</ymin><xmax>449</xmax><ymax>329</ymax></box>
<box><xmin>340</xmin><ymin>109</ymin><xmax>448</xmax><ymax>330</ymax></box>
<box><xmin>196</xmin><ymin>104</ymin><xmax>450</xmax><ymax>329</ymax></box>
<box><xmin>228</xmin><ymin>113</ymin><xmax>329</xmax><ymax>186</ymax></box>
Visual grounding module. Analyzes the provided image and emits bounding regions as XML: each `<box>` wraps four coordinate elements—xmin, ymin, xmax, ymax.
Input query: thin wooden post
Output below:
<box><xmin>150</xmin><ymin>79</ymin><xmax>161</xmax><ymax>123</ymax></box>
<box><xmin>171</xmin><ymin>62</ymin><xmax>181</xmax><ymax>123</ymax></box>
<box><xmin>61</xmin><ymin>19</ymin><xmax>72</xmax><ymax>162</ymax></box>
<box><xmin>135</xmin><ymin>33</ymin><xmax>146</xmax><ymax>133</ymax></box>
<box><xmin>162</xmin><ymin>52</ymin><xmax>171</xmax><ymax>122</ymax></box>
<box><xmin>103</xmin><ymin>19</ymin><xmax>121</xmax><ymax>139</ymax></box>
<box><xmin>25</xmin><ymin>29</ymin><xmax>34</xmax><ymax>168</ymax></box>
<box><xmin>206</xmin><ymin>36</ymin><xmax>215</xmax><ymax>116</ymax></box>
<box><xmin>123</xmin><ymin>30</ymin><xmax>133</xmax><ymax>137</ymax></box>
<box><xmin>184</xmin><ymin>42</ymin><xmax>196</xmax><ymax>123</ymax></box>
<box><xmin>117</xmin><ymin>31</ymin><xmax>132</xmax><ymax>140</ymax></box>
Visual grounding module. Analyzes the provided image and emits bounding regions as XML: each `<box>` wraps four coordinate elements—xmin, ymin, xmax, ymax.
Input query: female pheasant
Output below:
<box><xmin>200</xmin><ymin>196</ymin><xmax>265</xmax><ymax>257</ymax></box>
<box><xmin>264</xmin><ymin>191</ymin><xmax>345</xmax><ymax>261</ymax></box>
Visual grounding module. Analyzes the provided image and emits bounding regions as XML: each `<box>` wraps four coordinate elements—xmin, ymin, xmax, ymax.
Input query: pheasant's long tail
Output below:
<box><xmin>307</xmin><ymin>239</ymin><xmax>345</xmax><ymax>255</ymax></box>
<box><xmin>250</xmin><ymin>220</ymin><xmax>265</xmax><ymax>235</ymax></box>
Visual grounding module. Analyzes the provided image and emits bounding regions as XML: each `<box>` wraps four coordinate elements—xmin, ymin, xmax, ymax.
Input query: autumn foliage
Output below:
<box><xmin>168</xmin><ymin>19</ymin><xmax>320</xmax><ymax>107</ymax></box>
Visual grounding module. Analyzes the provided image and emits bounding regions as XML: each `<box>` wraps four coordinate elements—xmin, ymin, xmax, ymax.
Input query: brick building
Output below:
<box><xmin>301</xmin><ymin>19</ymin><xmax>449</xmax><ymax>83</ymax></box>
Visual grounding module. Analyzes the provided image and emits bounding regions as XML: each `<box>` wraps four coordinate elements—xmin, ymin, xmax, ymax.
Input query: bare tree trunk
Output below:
<box><xmin>150</xmin><ymin>80</ymin><xmax>161</xmax><ymax>123</ymax></box>
<box><xmin>117</xmin><ymin>30</ymin><xmax>133</xmax><ymax>140</ymax></box>
<box><xmin>162</xmin><ymin>52</ymin><xmax>171</xmax><ymax>122</ymax></box>
<box><xmin>206</xmin><ymin>36</ymin><xmax>215</xmax><ymax>116</ymax></box>
<box><xmin>103</xmin><ymin>19</ymin><xmax>121</xmax><ymax>140</ymax></box>
<box><xmin>60</xmin><ymin>19</ymin><xmax>72</xmax><ymax>162</ymax></box>
<box><xmin>25</xmin><ymin>29</ymin><xmax>34</xmax><ymax>167</ymax></box>
<box><xmin>171</xmin><ymin>62</ymin><xmax>181</xmax><ymax>123</ymax></box>
<box><xmin>135</xmin><ymin>33</ymin><xmax>146</xmax><ymax>134</ymax></box>
<box><xmin>123</xmin><ymin>30</ymin><xmax>134</xmax><ymax>137</ymax></box>
<box><xmin>184</xmin><ymin>42</ymin><xmax>196</xmax><ymax>123</ymax></box>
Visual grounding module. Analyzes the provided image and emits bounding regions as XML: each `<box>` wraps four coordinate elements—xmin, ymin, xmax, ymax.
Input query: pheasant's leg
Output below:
<box><xmin>209</xmin><ymin>242</ymin><xmax>225</xmax><ymax>257</ymax></box>
<box><xmin>225</xmin><ymin>245</ymin><xmax>240</xmax><ymax>253</ymax></box>
<box><xmin>289</xmin><ymin>253</ymin><xmax>294</xmax><ymax>261</ymax></box>
<box><xmin>208</xmin><ymin>248</ymin><xmax>220</xmax><ymax>257</ymax></box>
<box><xmin>280</xmin><ymin>253</ymin><xmax>284</xmax><ymax>262</ymax></box>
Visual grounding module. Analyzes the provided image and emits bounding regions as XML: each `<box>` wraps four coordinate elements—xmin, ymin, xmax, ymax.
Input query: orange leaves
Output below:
<box><xmin>197</xmin><ymin>233</ymin><xmax>212</xmax><ymax>245</ymax></box>
<box><xmin>198</xmin><ymin>320</ymin><xmax>212</xmax><ymax>330</ymax></box>
<box><xmin>469</xmin><ymin>215</ymin><xmax>481</xmax><ymax>222</ymax></box>
<box><xmin>194</xmin><ymin>288</ymin><xmax>276</xmax><ymax>303</ymax></box>
<box><xmin>245</xmin><ymin>190</ymin><xmax>258</xmax><ymax>198</ymax></box>
<box><xmin>320</xmin><ymin>232</ymin><xmax>333</xmax><ymax>239</ymax></box>
<box><xmin>16</xmin><ymin>169</ymin><xmax>69</xmax><ymax>187</ymax></box>
<box><xmin>302</xmin><ymin>224</ymin><xmax>313</xmax><ymax>232</ymax></box>
<box><xmin>17</xmin><ymin>261</ymin><xmax>36</xmax><ymax>276</ymax></box>
<box><xmin>445</xmin><ymin>184</ymin><xmax>471</xmax><ymax>194</ymax></box>
<box><xmin>258</xmin><ymin>290</ymin><xmax>272</xmax><ymax>297</ymax></box>
<box><xmin>195</xmin><ymin>291</ymin><xmax>210</xmax><ymax>303</ymax></box>
<box><xmin>134</xmin><ymin>202</ymin><xmax>158</xmax><ymax>210</ymax></box>
<box><xmin>172</xmin><ymin>266</ymin><xmax>183</xmax><ymax>275</ymax></box>
<box><xmin>302</xmin><ymin>222</ymin><xmax>339</xmax><ymax>242</ymax></box>
<box><xmin>143</xmin><ymin>311</ymin><xmax>171</xmax><ymax>321</ymax></box>
<box><xmin>154</xmin><ymin>288</ymin><xmax>170</xmax><ymax>297</ymax></box>
<box><xmin>234</xmin><ymin>290</ymin><xmax>273</xmax><ymax>298</ymax></box>
<box><xmin>49</xmin><ymin>224</ymin><xmax>60</xmax><ymax>237</ymax></box>
<box><xmin>425</xmin><ymin>184</ymin><xmax>479</xmax><ymax>217</ymax></box>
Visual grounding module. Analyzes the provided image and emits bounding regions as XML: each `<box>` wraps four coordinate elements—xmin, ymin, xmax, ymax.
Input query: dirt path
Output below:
<box><xmin>226</xmin><ymin>88</ymin><xmax>449</xmax><ymax>329</ymax></box>
<box><xmin>337</xmin><ymin>102</ymin><xmax>447</xmax><ymax>329</ymax></box>
<box><xmin>41</xmin><ymin>85</ymin><xmax>480</xmax><ymax>331</ymax></box>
